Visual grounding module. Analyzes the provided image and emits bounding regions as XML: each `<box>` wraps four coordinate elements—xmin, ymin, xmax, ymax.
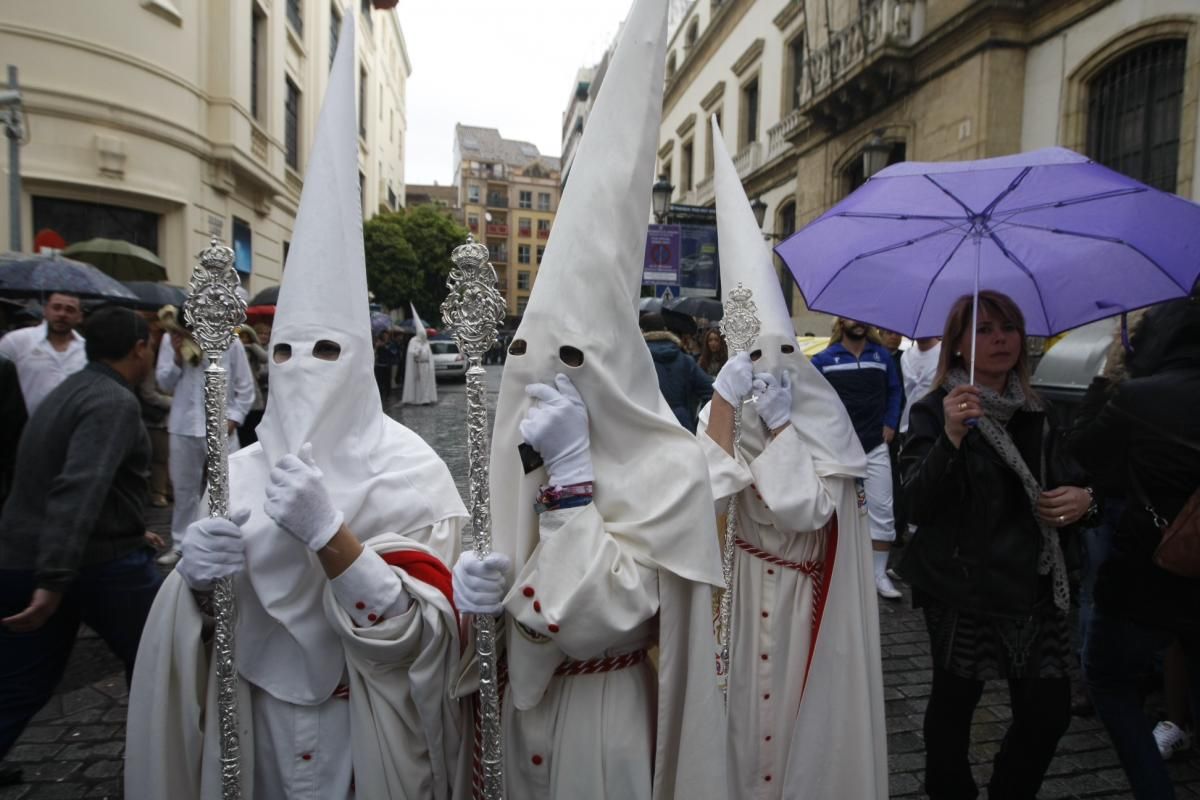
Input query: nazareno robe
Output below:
<box><xmin>698</xmin><ymin>404</ymin><xmax>889</xmax><ymax>800</ymax></box>
<box><xmin>402</xmin><ymin>337</ymin><xmax>437</xmax><ymax>405</ymax></box>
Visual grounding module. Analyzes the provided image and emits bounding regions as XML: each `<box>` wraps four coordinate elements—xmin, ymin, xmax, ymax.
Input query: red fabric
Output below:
<box><xmin>802</xmin><ymin>514</ymin><xmax>838</xmax><ymax>696</ymax></box>
<box><xmin>380</xmin><ymin>549</ymin><xmax>458</xmax><ymax>622</ymax></box>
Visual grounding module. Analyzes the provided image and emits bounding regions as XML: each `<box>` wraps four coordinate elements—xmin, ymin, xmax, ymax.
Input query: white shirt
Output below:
<box><xmin>156</xmin><ymin>332</ymin><xmax>255</xmax><ymax>437</ymax></box>
<box><xmin>899</xmin><ymin>342</ymin><xmax>942</xmax><ymax>432</ymax></box>
<box><xmin>0</xmin><ymin>322</ymin><xmax>87</xmax><ymax>415</ymax></box>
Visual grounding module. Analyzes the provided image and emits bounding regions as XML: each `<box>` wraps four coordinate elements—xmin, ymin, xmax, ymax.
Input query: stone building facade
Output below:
<box><xmin>659</xmin><ymin>0</ymin><xmax>1199</xmax><ymax>332</ymax></box>
<box><xmin>0</xmin><ymin>0</ymin><xmax>411</xmax><ymax>292</ymax></box>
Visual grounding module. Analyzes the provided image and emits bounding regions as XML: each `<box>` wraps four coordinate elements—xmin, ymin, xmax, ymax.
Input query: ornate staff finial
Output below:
<box><xmin>715</xmin><ymin>281</ymin><xmax>760</xmax><ymax>699</ymax></box>
<box><xmin>442</xmin><ymin>238</ymin><xmax>506</xmax><ymax>800</ymax></box>
<box><xmin>185</xmin><ymin>237</ymin><xmax>246</xmax><ymax>799</ymax></box>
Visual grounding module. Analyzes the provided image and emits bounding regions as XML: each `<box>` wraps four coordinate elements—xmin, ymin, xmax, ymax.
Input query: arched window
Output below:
<box><xmin>685</xmin><ymin>19</ymin><xmax>699</xmax><ymax>50</ymax></box>
<box><xmin>1087</xmin><ymin>40</ymin><xmax>1186</xmax><ymax>192</ymax></box>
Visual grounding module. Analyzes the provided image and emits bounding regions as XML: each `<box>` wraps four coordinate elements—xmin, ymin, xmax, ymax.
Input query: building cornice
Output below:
<box><xmin>700</xmin><ymin>80</ymin><xmax>726</xmax><ymax>111</ymax></box>
<box><xmin>676</xmin><ymin>113</ymin><xmax>697</xmax><ymax>138</ymax></box>
<box><xmin>773</xmin><ymin>0</ymin><xmax>803</xmax><ymax>32</ymax></box>
<box><xmin>658</xmin><ymin>139</ymin><xmax>676</xmax><ymax>160</ymax></box>
<box><xmin>731</xmin><ymin>37</ymin><xmax>765</xmax><ymax>77</ymax></box>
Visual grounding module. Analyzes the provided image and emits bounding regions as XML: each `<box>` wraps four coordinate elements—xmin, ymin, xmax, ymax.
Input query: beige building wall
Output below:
<box><xmin>659</xmin><ymin>0</ymin><xmax>1200</xmax><ymax>335</ymax></box>
<box><xmin>454</xmin><ymin>125</ymin><xmax>560</xmax><ymax>317</ymax></box>
<box><xmin>0</xmin><ymin>0</ymin><xmax>410</xmax><ymax>294</ymax></box>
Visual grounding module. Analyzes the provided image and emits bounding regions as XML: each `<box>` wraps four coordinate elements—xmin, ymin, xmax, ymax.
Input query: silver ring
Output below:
<box><xmin>1058</xmin><ymin>515</ymin><xmax>1065</xmax><ymax>523</ymax></box>
<box><xmin>958</xmin><ymin>401</ymin><xmax>968</xmax><ymax>411</ymax></box>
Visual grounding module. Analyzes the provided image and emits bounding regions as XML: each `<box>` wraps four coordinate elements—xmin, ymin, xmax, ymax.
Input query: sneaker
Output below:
<box><xmin>156</xmin><ymin>550</ymin><xmax>182</xmax><ymax>567</ymax></box>
<box><xmin>1152</xmin><ymin>721</ymin><xmax>1192</xmax><ymax>760</ymax></box>
<box><xmin>150</xmin><ymin>493</ymin><xmax>169</xmax><ymax>508</ymax></box>
<box><xmin>875</xmin><ymin>573</ymin><xmax>902</xmax><ymax>600</ymax></box>
<box><xmin>885</xmin><ymin>567</ymin><xmax>903</xmax><ymax>582</ymax></box>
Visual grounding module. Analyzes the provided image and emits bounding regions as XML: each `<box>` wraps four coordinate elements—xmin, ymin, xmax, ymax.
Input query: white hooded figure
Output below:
<box><xmin>126</xmin><ymin>13</ymin><xmax>468</xmax><ymax>800</ymax></box>
<box><xmin>699</xmin><ymin>117</ymin><xmax>888</xmax><ymax>798</ymax></box>
<box><xmin>402</xmin><ymin>303</ymin><xmax>437</xmax><ymax>405</ymax></box>
<box><xmin>448</xmin><ymin>0</ymin><xmax>726</xmax><ymax>797</ymax></box>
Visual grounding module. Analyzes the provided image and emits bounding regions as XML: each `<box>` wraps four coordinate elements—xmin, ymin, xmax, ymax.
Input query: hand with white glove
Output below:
<box><xmin>520</xmin><ymin>373</ymin><xmax>593</xmax><ymax>486</ymax></box>
<box><xmin>177</xmin><ymin>508</ymin><xmax>251</xmax><ymax>592</ymax></box>
<box><xmin>753</xmin><ymin>370</ymin><xmax>793</xmax><ymax>431</ymax></box>
<box><xmin>264</xmin><ymin>442</ymin><xmax>344</xmax><ymax>552</ymax></box>
<box><xmin>713</xmin><ymin>351</ymin><xmax>754</xmax><ymax>406</ymax></box>
<box><xmin>452</xmin><ymin>551</ymin><xmax>513</xmax><ymax>616</ymax></box>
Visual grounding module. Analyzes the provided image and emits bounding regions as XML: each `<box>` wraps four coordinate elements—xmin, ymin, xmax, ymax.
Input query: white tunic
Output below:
<box><xmin>698</xmin><ymin>418</ymin><xmax>889</xmax><ymax>800</ymax></box>
<box><xmin>156</xmin><ymin>332</ymin><xmax>256</xmax><ymax>436</ymax></box>
<box><xmin>402</xmin><ymin>338</ymin><xmax>437</xmax><ymax>405</ymax></box>
<box><xmin>125</xmin><ymin>526</ymin><xmax>464</xmax><ymax>800</ymax></box>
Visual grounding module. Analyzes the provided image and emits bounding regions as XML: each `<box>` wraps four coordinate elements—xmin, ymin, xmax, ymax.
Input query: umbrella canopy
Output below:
<box><xmin>120</xmin><ymin>280</ymin><xmax>187</xmax><ymax>311</ymax></box>
<box><xmin>638</xmin><ymin>296</ymin><xmax>663</xmax><ymax>313</ymax></box>
<box><xmin>250</xmin><ymin>285</ymin><xmax>279</xmax><ymax>306</ymax></box>
<box><xmin>62</xmin><ymin>237</ymin><xmax>167</xmax><ymax>282</ymax></box>
<box><xmin>668</xmin><ymin>295</ymin><xmax>723</xmax><ymax>321</ymax></box>
<box><xmin>776</xmin><ymin>147</ymin><xmax>1200</xmax><ymax>338</ymax></box>
<box><xmin>0</xmin><ymin>252</ymin><xmax>139</xmax><ymax>302</ymax></box>
<box><xmin>370</xmin><ymin>311</ymin><xmax>392</xmax><ymax>336</ymax></box>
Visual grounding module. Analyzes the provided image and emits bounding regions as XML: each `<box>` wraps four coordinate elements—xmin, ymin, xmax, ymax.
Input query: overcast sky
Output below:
<box><xmin>399</xmin><ymin>0</ymin><xmax>634</xmax><ymax>185</ymax></box>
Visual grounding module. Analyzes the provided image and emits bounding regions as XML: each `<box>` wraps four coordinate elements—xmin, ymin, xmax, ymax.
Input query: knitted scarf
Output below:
<box><xmin>944</xmin><ymin>368</ymin><xmax>1069</xmax><ymax>612</ymax></box>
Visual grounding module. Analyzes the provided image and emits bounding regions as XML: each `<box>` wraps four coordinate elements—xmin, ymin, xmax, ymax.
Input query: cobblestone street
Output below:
<box><xmin>3</xmin><ymin>365</ymin><xmax>1197</xmax><ymax>799</ymax></box>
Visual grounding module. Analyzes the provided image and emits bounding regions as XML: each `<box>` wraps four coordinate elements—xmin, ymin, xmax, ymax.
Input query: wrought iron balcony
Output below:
<box><xmin>486</xmin><ymin>194</ymin><xmax>508</xmax><ymax>208</ymax></box>
<box><xmin>797</xmin><ymin>0</ymin><xmax>922</xmax><ymax>134</ymax></box>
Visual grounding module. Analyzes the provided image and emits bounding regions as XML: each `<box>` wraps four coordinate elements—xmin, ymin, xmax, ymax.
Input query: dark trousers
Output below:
<box><xmin>1084</xmin><ymin>609</ymin><xmax>1200</xmax><ymax>800</ymax></box>
<box><xmin>0</xmin><ymin>548</ymin><xmax>162</xmax><ymax>759</ymax></box>
<box><xmin>923</xmin><ymin>662</ymin><xmax>1071</xmax><ymax>799</ymax></box>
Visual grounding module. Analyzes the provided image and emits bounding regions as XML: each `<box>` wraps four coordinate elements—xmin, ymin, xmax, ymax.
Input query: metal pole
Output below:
<box><xmin>442</xmin><ymin>235</ymin><xmax>507</xmax><ymax>800</ymax></box>
<box><xmin>715</xmin><ymin>282</ymin><xmax>760</xmax><ymax>698</ymax></box>
<box><xmin>6</xmin><ymin>65</ymin><xmax>21</xmax><ymax>252</ymax></box>
<box><xmin>184</xmin><ymin>239</ymin><xmax>247</xmax><ymax>800</ymax></box>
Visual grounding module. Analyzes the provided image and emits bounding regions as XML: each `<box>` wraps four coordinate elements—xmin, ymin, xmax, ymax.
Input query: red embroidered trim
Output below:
<box><xmin>554</xmin><ymin>649</ymin><xmax>648</xmax><ymax>676</ymax></box>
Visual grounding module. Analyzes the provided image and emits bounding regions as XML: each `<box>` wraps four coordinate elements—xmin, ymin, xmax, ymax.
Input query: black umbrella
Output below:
<box><xmin>250</xmin><ymin>285</ymin><xmax>280</xmax><ymax>306</ymax></box>
<box><xmin>0</xmin><ymin>252</ymin><xmax>139</xmax><ymax>302</ymax></box>
<box><xmin>638</xmin><ymin>296</ymin><xmax>663</xmax><ymax>313</ymax></box>
<box><xmin>660</xmin><ymin>306</ymin><xmax>698</xmax><ymax>336</ymax></box>
<box><xmin>668</xmin><ymin>295</ymin><xmax>723</xmax><ymax>321</ymax></box>
<box><xmin>120</xmin><ymin>281</ymin><xmax>187</xmax><ymax>311</ymax></box>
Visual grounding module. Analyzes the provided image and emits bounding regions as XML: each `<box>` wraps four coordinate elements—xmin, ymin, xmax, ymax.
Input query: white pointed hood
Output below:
<box><xmin>231</xmin><ymin>10</ymin><xmax>465</xmax><ymax>706</ymax></box>
<box><xmin>711</xmin><ymin>116</ymin><xmax>866</xmax><ymax>477</ymax></box>
<box><xmin>409</xmin><ymin>303</ymin><xmax>428</xmax><ymax>342</ymax></box>
<box><xmin>488</xmin><ymin>0</ymin><xmax>726</xmax><ymax>794</ymax></box>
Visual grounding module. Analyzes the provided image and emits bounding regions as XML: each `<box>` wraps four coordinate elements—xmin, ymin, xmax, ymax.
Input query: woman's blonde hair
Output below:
<box><xmin>933</xmin><ymin>290</ymin><xmax>1033</xmax><ymax>395</ymax></box>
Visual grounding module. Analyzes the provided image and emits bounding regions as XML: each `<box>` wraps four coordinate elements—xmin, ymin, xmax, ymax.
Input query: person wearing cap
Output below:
<box><xmin>447</xmin><ymin>0</ymin><xmax>727</xmax><ymax>796</ymax></box>
<box><xmin>125</xmin><ymin>14</ymin><xmax>467</xmax><ymax>800</ymax></box>
<box><xmin>696</xmin><ymin>116</ymin><xmax>888</xmax><ymax>799</ymax></box>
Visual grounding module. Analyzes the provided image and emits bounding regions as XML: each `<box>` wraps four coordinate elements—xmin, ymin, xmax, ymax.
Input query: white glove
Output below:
<box><xmin>177</xmin><ymin>508</ymin><xmax>251</xmax><ymax>591</ymax></box>
<box><xmin>519</xmin><ymin>373</ymin><xmax>593</xmax><ymax>486</ymax></box>
<box><xmin>264</xmin><ymin>442</ymin><xmax>344</xmax><ymax>552</ymax></box>
<box><xmin>452</xmin><ymin>551</ymin><xmax>513</xmax><ymax>616</ymax></box>
<box><xmin>713</xmin><ymin>351</ymin><xmax>754</xmax><ymax>406</ymax></box>
<box><xmin>753</xmin><ymin>370</ymin><xmax>793</xmax><ymax>431</ymax></box>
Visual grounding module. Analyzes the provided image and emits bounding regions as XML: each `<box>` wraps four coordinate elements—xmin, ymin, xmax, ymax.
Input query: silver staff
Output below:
<box><xmin>184</xmin><ymin>239</ymin><xmax>247</xmax><ymax>800</ymax></box>
<box><xmin>715</xmin><ymin>282</ymin><xmax>760</xmax><ymax>698</ymax></box>
<box><xmin>442</xmin><ymin>235</ymin><xmax>507</xmax><ymax>800</ymax></box>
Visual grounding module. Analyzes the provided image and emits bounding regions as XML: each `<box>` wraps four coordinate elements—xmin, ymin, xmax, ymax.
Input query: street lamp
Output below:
<box><xmin>750</xmin><ymin>197</ymin><xmax>768</xmax><ymax>229</ymax></box>
<box><xmin>651</xmin><ymin>174</ymin><xmax>674</xmax><ymax>223</ymax></box>
<box><xmin>862</xmin><ymin>129</ymin><xmax>891</xmax><ymax>180</ymax></box>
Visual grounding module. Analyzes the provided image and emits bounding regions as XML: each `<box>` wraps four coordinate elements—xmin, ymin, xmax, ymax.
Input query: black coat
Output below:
<box><xmin>644</xmin><ymin>332</ymin><xmax>713</xmax><ymax>433</ymax></box>
<box><xmin>898</xmin><ymin>387</ymin><xmax>1083</xmax><ymax>618</ymax></box>
<box><xmin>1067</xmin><ymin>350</ymin><xmax>1200</xmax><ymax>633</ymax></box>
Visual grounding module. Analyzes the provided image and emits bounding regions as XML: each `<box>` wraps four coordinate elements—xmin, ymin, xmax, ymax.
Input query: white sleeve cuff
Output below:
<box><xmin>329</xmin><ymin>547</ymin><xmax>409</xmax><ymax>626</ymax></box>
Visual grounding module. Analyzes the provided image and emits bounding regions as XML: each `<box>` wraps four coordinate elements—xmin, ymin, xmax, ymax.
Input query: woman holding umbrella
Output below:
<box><xmin>899</xmin><ymin>290</ymin><xmax>1094</xmax><ymax>800</ymax></box>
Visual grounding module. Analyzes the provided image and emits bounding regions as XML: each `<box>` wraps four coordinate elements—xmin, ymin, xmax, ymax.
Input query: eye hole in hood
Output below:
<box><xmin>559</xmin><ymin>345</ymin><xmax>584</xmax><ymax>367</ymax></box>
<box><xmin>273</xmin><ymin>343</ymin><xmax>292</xmax><ymax>363</ymax></box>
<box><xmin>313</xmin><ymin>340</ymin><xmax>342</xmax><ymax>361</ymax></box>
<box><xmin>509</xmin><ymin>339</ymin><xmax>527</xmax><ymax>356</ymax></box>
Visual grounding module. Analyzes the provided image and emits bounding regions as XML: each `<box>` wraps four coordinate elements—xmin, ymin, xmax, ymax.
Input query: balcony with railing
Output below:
<box><xmin>695</xmin><ymin>173</ymin><xmax>715</xmax><ymax>206</ymax></box>
<box><xmin>733</xmin><ymin>142</ymin><xmax>762</xmax><ymax>179</ymax></box>
<box><xmin>537</xmin><ymin>228</ymin><xmax>551</xmax><ymax>240</ymax></box>
<box><xmin>486</xmin><ymin>223</ymin><xmax>509</xmax><ymax>237</ymax></box>
<box><xmin>794</xmin><ymin>0</ymin><xmax>923</xmax><ymax>135</ymax></box>
<box><xmin>488</xmin><ymin>242</ymin><xmax>509</xmax><ymax>264</ymax></box>
<box><xmin>486</xmin><ymin>193</ymin><xmax>508</xmax><ymax>208</ymax></box>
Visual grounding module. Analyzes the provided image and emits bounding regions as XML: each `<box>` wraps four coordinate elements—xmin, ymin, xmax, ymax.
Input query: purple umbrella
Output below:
<box><xmin>776</xmin><ymin>147</ymin><xmax>1200</xmax><ymax>355</ymax></box>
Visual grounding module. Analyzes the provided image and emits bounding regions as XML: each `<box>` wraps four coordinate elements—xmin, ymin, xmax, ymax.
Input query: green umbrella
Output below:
<box><xmin>62</xmin><ymin>237</ymin><xmax>167</xmax><ymax>281</ymax></box>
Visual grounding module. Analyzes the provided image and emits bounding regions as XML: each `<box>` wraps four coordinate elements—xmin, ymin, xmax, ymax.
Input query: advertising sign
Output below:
<box><xmin>643</xmin><ymin>224</ymin><xmax>680</xmax><ymax>285</ymax></box>
<box><xmin>678</xmin><ymin>224</ymin><xmax>718</xmax><ymax>296</ymax></box>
